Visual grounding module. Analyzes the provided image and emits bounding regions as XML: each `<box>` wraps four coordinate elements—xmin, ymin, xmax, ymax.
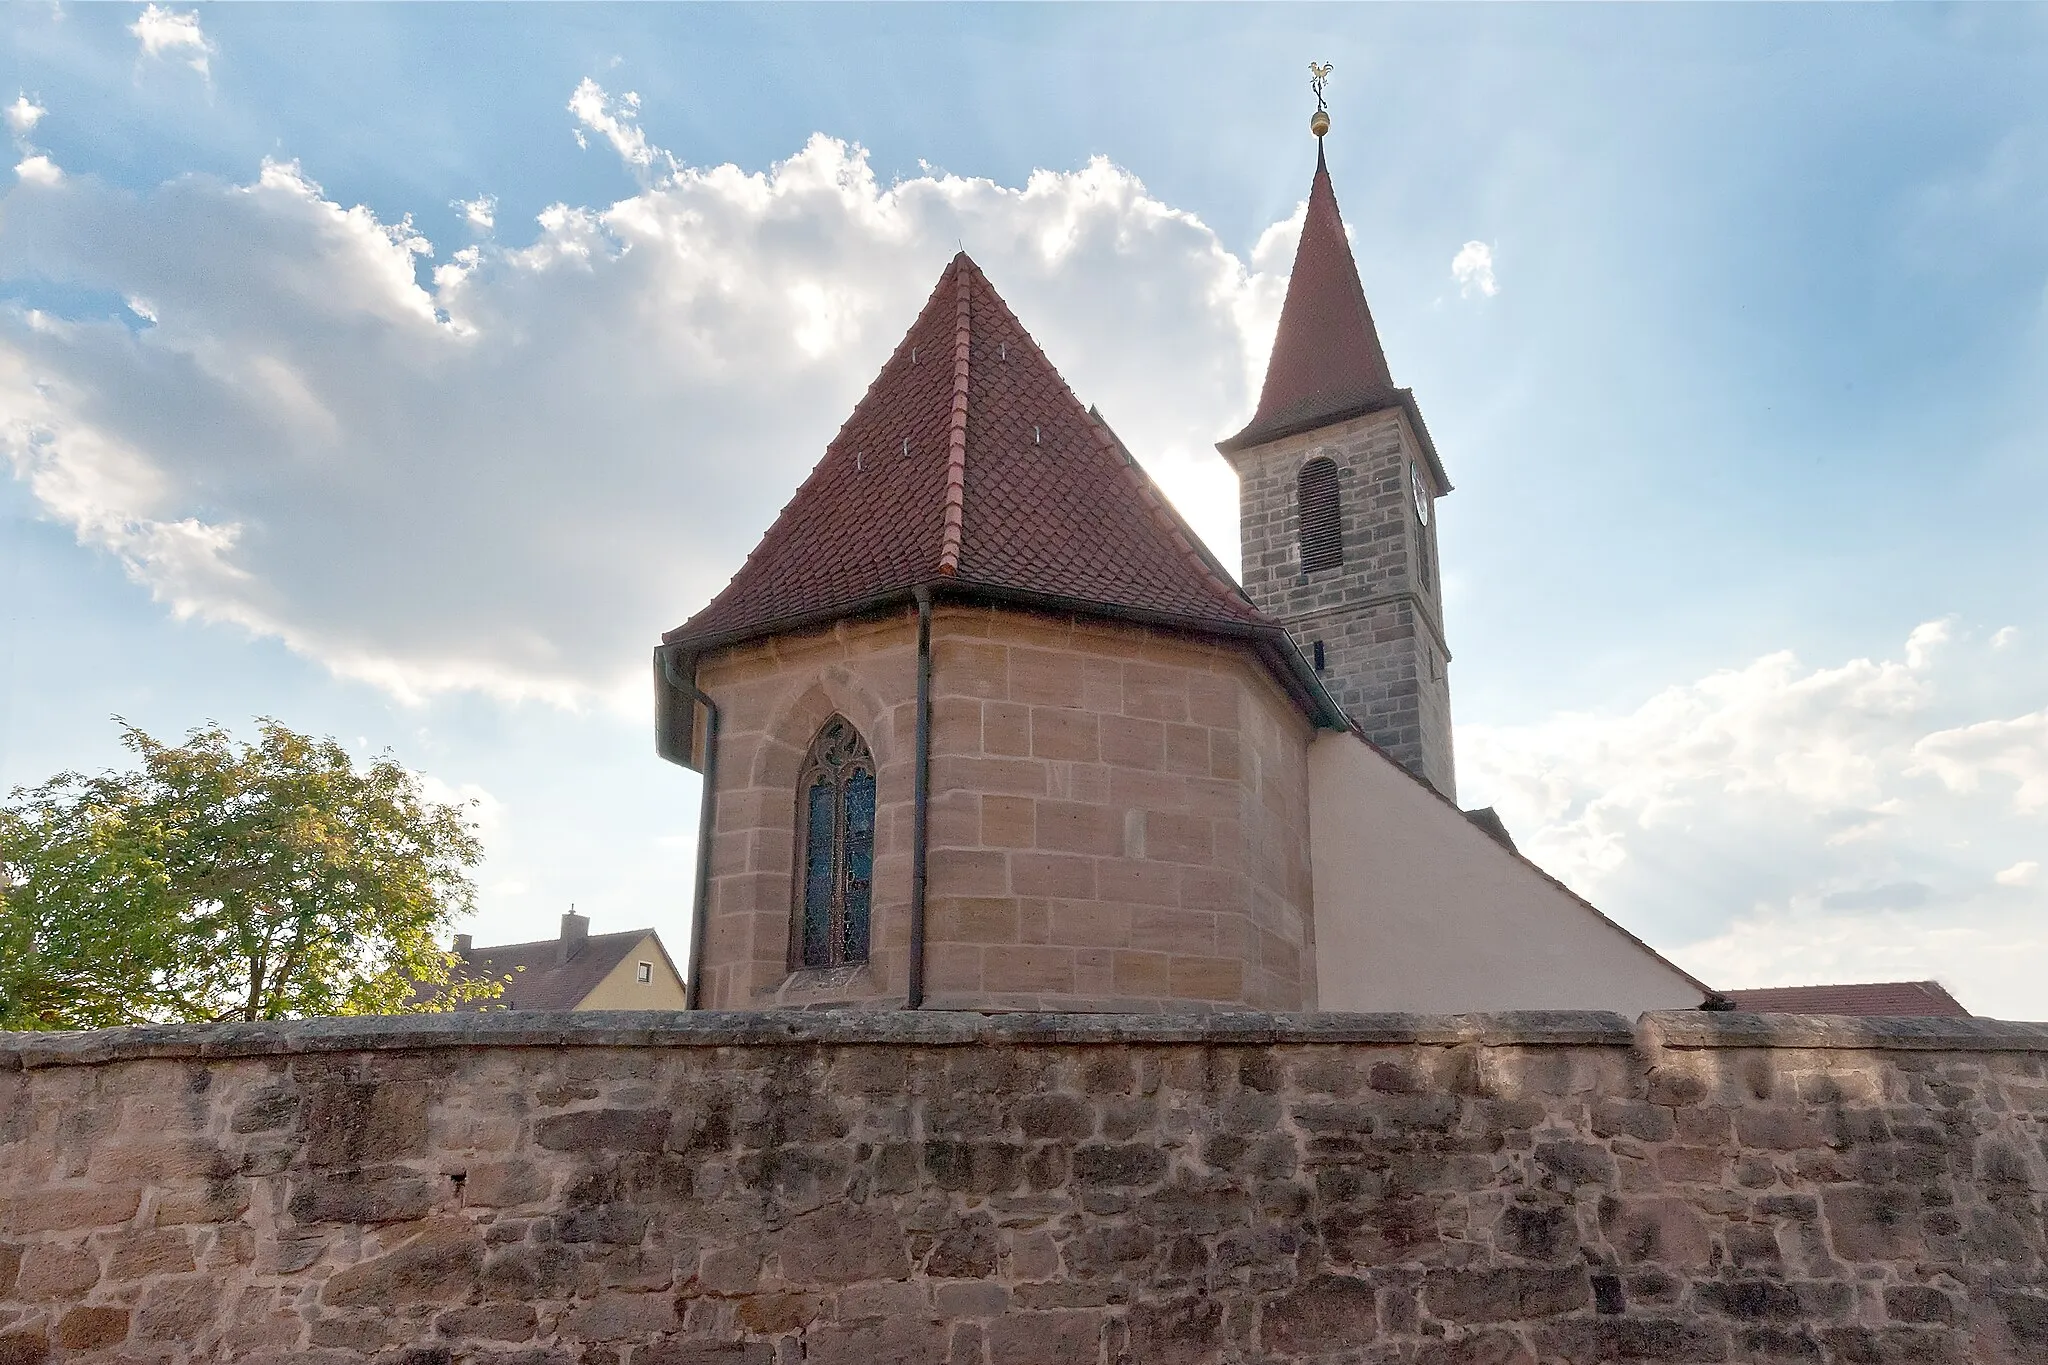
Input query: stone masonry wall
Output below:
<box><xmin>1230</xmin><ymin>409</ymin><xmax>1455</xmax><ymax>801</ymax></box>
<box><xmin>695</xmin><ymin>612</ymin><xmax>922</xmax><ymax>1010</ymax></box>
<box><xmin>697</xmin><ymin>603</ymin><xmax>1319</xmax><ymax>1015</ymax></box>
<box><xmin>925</xmin><ymin>606</ymin><xmax>1316</xmax><ymax>1013</ymax></box>
<box><xmin>4</xmin><ymin>1010</ymin><xmax>2048</xmax><ymax>1365</ymax></box>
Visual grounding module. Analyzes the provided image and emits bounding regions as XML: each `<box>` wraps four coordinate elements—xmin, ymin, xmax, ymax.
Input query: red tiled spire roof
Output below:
<box><xmin>1218</xmin><ymin>148</ymin><xmax>1449</xmax><ymax>491</ymax></box>
<box><xmin>667</xmin><ymin>254</ymin><xmax>1295</xmax><ymax>657</ymax></box>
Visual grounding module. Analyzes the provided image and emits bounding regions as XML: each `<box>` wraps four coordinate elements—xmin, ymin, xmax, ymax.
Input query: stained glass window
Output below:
<box><xmin>792</xmin><ymin>716</ymin><xmax>876</xmax><ymax>969</ymax></box>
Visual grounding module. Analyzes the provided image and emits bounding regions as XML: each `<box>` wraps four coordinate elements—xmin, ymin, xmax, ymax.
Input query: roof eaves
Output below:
<box><xmin>1218</xmin><ymin>390</ymin><xmax>1452</xmax><ymax>494</ymax></box>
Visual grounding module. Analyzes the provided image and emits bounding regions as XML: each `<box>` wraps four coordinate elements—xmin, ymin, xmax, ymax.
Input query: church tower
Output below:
<box><xmin>1218</xmin><ymin>105</ymin><xmax>1456</xmax><ymax>799</ymax></box>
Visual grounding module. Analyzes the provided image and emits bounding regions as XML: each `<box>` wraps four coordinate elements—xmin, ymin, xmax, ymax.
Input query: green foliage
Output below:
<box><xmin>0</xmin><ymin>718</ymin><xmax>501</xmax><ymax>1029</ymax></box>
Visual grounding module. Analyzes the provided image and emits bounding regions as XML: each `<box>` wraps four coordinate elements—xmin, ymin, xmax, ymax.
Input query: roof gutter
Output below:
<box><xmin>665</xmin><ymin>579</ymin><xmax>1349</xmax><ymax>733</ymax></box>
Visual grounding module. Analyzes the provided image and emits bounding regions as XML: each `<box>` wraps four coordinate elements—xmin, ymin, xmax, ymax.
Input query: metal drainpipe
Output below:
<box><xmin>660</xmin><ymin>646</ymin><xmax>721</xmax><ymax>1010</ymax></box>
<box><xmin>907</xmin><ymin>587</ymin><xmax>934</xmax><ymax>1009</ymax></box>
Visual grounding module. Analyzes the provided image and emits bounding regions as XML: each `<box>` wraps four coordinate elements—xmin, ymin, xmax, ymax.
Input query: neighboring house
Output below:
<box><xmin>1722</xmin><ymin>981</ymin><xmax>1972</xmax><ymax>1018</ymax></box>
<box><xmin>454</xmin><ymin>911</ymin><xmax>688</xmax><ymax>1011</ymax></box>
<box><xmin>652</xmin><ymin>114</ymin><xmax>1713</xmax><ymax>1018</ymax></box>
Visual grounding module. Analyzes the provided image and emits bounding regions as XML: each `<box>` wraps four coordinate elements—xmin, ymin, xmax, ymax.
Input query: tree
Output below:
<box><xmin>0</xmin><ymin>718</ymin><xmax>501</xmax><ymax>1029</ymax></box>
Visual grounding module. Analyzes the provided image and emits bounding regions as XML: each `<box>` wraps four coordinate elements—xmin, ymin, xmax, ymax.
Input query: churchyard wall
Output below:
<box><xmin>4</xmin><ymin>1009</ymin><xmax>2047</xmax><ymax>1364</ymax></box>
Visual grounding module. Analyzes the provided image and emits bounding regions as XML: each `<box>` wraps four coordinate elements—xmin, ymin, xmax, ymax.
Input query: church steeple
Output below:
<box><xmin>1219</xmin><ymin>144</ymin><xmax>1399</xmax><ymax>455</ymax></box>
<box><xmin>1217</xmin><ymin>80</ymin><xmax>1458</xmax><ymax>798</ymax></box>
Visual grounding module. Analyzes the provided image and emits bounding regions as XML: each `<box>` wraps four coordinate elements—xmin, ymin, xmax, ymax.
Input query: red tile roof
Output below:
<box><xmin>1216</xmin><ymin>147</ymin><xmax>1449</xmax><ymax>492</ymax></box>
<box><xmin>1721</xmin><ymin>981</ymin><xmax>1972</xmax><ymax>1018</ymax></box>
<box><xmin>451</xmin><ymin>929</ymin><xmax>675</xmax><ymax>1012</ymax></box>
<box><xmin>666</xmin><ymin>254</ymin><xmax>1287</xmax><ymax>651</ymax></box>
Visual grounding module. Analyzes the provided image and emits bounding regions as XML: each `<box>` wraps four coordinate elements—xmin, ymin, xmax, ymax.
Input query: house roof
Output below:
<box><xmin>1215</xmin><ymin>146</ymin><xmax>1449</xmax><ymax>492</ymax></box>
<box><xmin>1721</xmin><ymin>981</ymin><xmax>1972</xmax><ymax>1018</ymax></box>
<box><xmin>454</xmin><ymin>929</ymin><xmax>669</xmax><ymax>1012</ymax></box>
<box><xmin>668</xmin><ymin>253</ymin><xmax>1270</xmax><ymax>647</ymax></box>
<box><xmin>663</xmin><ymin>254</ymin><xmax>1346</xmax><ymax>727</ymax></box>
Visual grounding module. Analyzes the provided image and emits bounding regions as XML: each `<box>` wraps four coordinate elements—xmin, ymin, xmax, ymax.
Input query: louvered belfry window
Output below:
<box><xmin>1297</xmin><ymin>458</ymin><xmax>1344</xmax><ymax>573</ymax></box>
<box><xmin>794</xmin><ymin>715</ymin><xmax>875</xmax><ymax>969</ymax></box>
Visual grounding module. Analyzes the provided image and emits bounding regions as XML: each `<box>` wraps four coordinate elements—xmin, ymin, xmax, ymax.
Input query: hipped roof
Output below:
<box><xmin>1217</xmin><ymin>146</ymin><xmax>1449</xmax><ymax>492</ymax></box>
<box><xmin>665</xmin><ymin>253</ymin><xmax>1344</xmax><ymax>727</ymax></box>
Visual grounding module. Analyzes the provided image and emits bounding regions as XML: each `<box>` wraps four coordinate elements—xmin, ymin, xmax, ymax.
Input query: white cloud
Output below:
<box><xmin>1993</xmin><ymin>625</ymin><xmax>2019</xmax><ymax>650</ymax></box>
<box><xmin>1997</xmin><ymin>860</ymin><xmax>2041</xmax><ymax>889</ymax></box>
<box><xmin>1452</xmin><ymin>240</ymin><xmax>1497</xmax><ymax>298</ymax></box>
<box><xmin>129</xmin><ymin>4</ymin><xmax>214</xmax><ymax>80</ymax></box>
<box><xmin>1462</xmin><ymin>624</ymin><xmax>2048</xmax><ymax>1021</ymax></box>
<box><xmin>454</xmin><ymin>194</ymin><xmax>497</xmax><ymax>232</ymax></box>
<box><xmin>5</xmin><ymin>95</ymin><xmax>45</xmax><ymax>137</ymax></box>
<box><xmin>418</xmin><ymin>773</ymin><xmax>505</xmax><ymax>840</ymax></box>
<box><xmin>14</xmin><ymin>154</ymin><xmax>60</xmax><ymax>185</ymax></box>
<box><xmin>567</xmin><ymin>78</ymin><xmax>667</xmax><ymax>176</ymax></box>
<box><xmin>1912</xmin><ymin>709</ymin><xmax>2048</xmax><ymax>814</ymax></box>
<box><xmin>1904</xmin><ymin>617</ymin><xmax>1949</xmax><ymax>669</ymax></box>
<box><xmin>0</xmin><ymin>119</ymin><xmax>1286</xmax><ymax>709</ymax></box>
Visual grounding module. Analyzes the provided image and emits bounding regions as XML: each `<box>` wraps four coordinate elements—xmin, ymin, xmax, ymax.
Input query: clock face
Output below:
<box><xmin>1410</xmin><ymin>464</ymin><xmax>1432</xmax><ymax>527</ymax></box>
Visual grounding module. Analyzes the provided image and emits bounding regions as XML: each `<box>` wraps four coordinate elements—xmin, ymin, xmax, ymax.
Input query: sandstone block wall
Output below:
<box><xmin>925</xmin><ymin>606</ymin><xmax>1315</xmax><ymax>1012</ymax></box>
<box><xmin>696</xmin><ymin>603</ymin><xmax>1318</xmax><ymax>1014</ymax></box>
<box><xmin>1231</xmin><ymin>410</ymin><xmax>1455</xmax><ymax>800</ymax></box>
<box><xmin>4</xmin><ymin>1010</ymin><xmax>2048</xmax><ymax>1364</ymax></box>
<box><xmin>695</xmin><ymin>612</ymin><xmax>922</xmax><ymax>1010</ymax></box>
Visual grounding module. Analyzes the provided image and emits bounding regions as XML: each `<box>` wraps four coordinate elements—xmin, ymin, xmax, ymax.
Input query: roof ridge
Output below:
<box><xmin>1085</xmin><ymin>406</ymin><xmax>1255</xmax><ymax>614</ymax></box>
<box><xmin>463</xmin><ymin>928</ymin><xmax>656</xmax><ymax>955</ymax></box>
<box><xmin>938</xmin><ymin>256</ymin><xmax>972</xmax><ymax>576</ymax></box>
<box><xmin>668</xmin><ymin>262</ymin><xmax>962</xmax><ymax>635</ymax></box>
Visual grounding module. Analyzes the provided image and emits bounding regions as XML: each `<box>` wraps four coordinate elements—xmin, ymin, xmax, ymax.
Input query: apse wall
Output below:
<box><xmin>2</xmin><ymin>1010</ymin><xmax>2046</xmax><ymax>1364</ymax></box>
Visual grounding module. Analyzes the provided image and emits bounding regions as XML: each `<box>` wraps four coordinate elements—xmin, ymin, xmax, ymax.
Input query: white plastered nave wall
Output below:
<box><xmin>1309</xmin><ymin>732</ymin><xmax>1706</xmax><ymax>1016</ymax></box>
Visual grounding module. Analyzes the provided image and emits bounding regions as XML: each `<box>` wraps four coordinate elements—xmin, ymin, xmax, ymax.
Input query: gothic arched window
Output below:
<box><xmin>793</xmin><ymin>716</ymin><xmax>875</xmax><ymax>969</ymax></box>
<box><xmin>1297</xmin><ymin>458</ymin><xmax>1343</xmax><ymax>573</ymax></box>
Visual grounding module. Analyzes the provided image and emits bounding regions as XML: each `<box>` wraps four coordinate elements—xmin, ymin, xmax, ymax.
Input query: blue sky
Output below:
<box><xmin>4</xmin><ymin>4</ymin><xmax>2045</xmax><ymax>1016</ymax></box>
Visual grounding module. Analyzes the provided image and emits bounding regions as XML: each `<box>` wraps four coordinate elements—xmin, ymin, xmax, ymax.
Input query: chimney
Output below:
<box><xmin>559</xmin><ymin>908</ymin><xmax>589</xmax><ymax>964</ymax></box>
<box><xmin>453</xmin><ymin>933</ymin><xmax>473</xmax><ymax>956</ymax></box>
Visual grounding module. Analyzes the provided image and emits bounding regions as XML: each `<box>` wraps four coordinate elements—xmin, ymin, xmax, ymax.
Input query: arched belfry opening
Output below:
<box><xmin>1297</xmin><ymin>457</ymin><xmax>1343</xmax><ymax>573</ymax></box>
<box><xmin>793</xmin><ymin>715</ymin><xmax>875</xmax><ymax>970</ymax></box>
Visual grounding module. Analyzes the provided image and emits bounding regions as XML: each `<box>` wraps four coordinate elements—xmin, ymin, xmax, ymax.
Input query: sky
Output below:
<box><xmin>2</xmin><ymin>4</ymin><xmax>2045</xmax><ymax>1018</ymax></box>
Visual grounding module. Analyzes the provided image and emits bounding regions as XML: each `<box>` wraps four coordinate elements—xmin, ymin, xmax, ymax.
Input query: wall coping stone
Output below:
<box><xmin>3</xmin><ymin>1006</ymin><xmax>2045</xmax><ymax>1070</ymax></box>
<box><xmin>0</xmin><ymin>1008</ymin><xmax>1637</xmax><ymax>1068</ymax></box>
<box><xmin>1645</xmin><ymin>1008</ymin><xmax>2048</xmax><ymax>1051</ymax></box>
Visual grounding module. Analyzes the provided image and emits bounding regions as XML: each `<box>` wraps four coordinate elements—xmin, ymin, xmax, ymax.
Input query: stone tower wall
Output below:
<box><xmin>3</xmin><ymin>1010</ymin><xmax>2047</xmax><ymax>1364</ymax></box>
<box><xmin>1232</xmin><ymin>408</ymin><xmax>1456</xmax><ymax>800</ymax></box>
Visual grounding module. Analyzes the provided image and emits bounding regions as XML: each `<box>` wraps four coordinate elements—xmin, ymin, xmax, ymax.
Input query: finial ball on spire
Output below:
<box><xmin>1309</xmin><ymin>61</ymin><xmax>1333</xmax><ymax>138</ymax></box>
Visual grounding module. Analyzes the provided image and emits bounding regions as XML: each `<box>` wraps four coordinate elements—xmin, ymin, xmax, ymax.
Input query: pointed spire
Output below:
<box><xmin>1218</xmin><ymin>140</ymin><xmax>1401</xmax><ymax>456</ymax></box>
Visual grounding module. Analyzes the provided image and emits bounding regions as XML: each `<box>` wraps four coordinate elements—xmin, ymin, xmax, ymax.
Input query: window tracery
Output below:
<box><xmin>793</xmin><ymin>715</ymin><xmax>875</xmax><ymax>969</ymax></box>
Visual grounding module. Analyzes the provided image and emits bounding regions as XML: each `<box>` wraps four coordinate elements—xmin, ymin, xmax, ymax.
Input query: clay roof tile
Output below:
<box><xmin>666</xmin><ymin>254</ymin><xmax>1276</xmax><ymax>649</ymax></box>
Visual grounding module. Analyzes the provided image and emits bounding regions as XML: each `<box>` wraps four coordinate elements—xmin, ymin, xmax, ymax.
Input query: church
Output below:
<box><xmin>653</xmin><ymin>113</ymin><xmax>1709</xmax><ymax>1018</ymax></box>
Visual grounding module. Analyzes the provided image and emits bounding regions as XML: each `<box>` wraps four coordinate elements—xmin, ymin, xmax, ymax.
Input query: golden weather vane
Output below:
<box><xmin>1309</xmin><ymin>61</ymin><xmax>1333</xmax><ymax>139</ymax></box>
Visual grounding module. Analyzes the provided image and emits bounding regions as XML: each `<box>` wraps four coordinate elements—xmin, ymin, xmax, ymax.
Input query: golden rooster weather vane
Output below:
<box><xmin>1309</xmin><ymin>61</ymin><xmax>1333</xmax><ymax>139</ymax></box>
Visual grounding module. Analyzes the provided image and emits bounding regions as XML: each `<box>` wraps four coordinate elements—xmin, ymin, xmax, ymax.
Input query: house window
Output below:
<box><xmin>1297</xmin><ymin>458</ymin><xmax>1343</xmax><ymax>573</ymax></box>
<box><xmin>794</xmin><ymin>715</ymin><xmax>876</xmax><ymax>969</ymax></box>
<box><xmin>636</xmin><ymin>962</ymin><xmax>653</xmax><ymax>984</ymax></box>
